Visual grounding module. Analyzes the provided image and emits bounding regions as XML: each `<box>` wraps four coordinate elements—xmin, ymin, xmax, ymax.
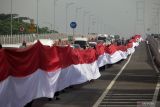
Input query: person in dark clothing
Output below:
<box><xmin>121</xmin><ymin>37</ymin><xmax>125</xmax><ymax>45</ymax></box>
<box><xmin>20</xmin><ymin>41</ymin><xmax>27</xmax><ymax>48</ymax></box>
<box><xmin>0</xmin><ymin>43</ymin><xmax>2</xmax><ymax>49</ymax></box>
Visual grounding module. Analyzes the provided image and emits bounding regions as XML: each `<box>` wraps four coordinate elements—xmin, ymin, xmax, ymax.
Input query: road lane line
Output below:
<box><xmin>103</xmin><ymin>99</ymin><xmax>151</xmax><ymax>101</ymax></box>
<box><xmin>93</xmin><ymin>54</ymin><xmax>132</xmax><ymax>107</ymax></box>
<box><xmin>105</xmin><ymin>94</ymin><xmax>153</xmax><ymax>96</ymax></box>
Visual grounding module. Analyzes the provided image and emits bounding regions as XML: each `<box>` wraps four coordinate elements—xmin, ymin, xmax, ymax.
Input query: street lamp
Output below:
<box><xmin>43</xmin><ymin>22</ymin><xmax>52</xmax><ymax>33</ymax></box>
<box><xmin>66</xmin><ymin>2</ymin><xmax>75</xmax><ymax>35</ymax></box>
<box><xmin>75</xmin><ymin>7</ymin><xmax>82</xmax><ymax>21</ymax></box>
<box><xmin>152</xmin><ymin>7</ymin><xmax>160</xmax><ymax>33</ymax></box>
<box><xmin>11</xmin><ymin>0</ymin><xmax>13</xmax><ymax>36</ymax></box>
<box><xmin>100</xmin><ymin>19</ymin><xmax>103</xmax><ymax>33</ymax></box>
<box><xmin>37</xmin><ymin>0</ymin><xmax>39</xmax><ymax>34</ymax></box>
<box><xmin>97</xmin><ymin>17</ymin><xmax>100</xmax><ymax>34</ymax></box>
<box><xmin>82</xmin><ymin>11</ymin><xmax>89</xmax><ymax>34</ymax></box>
<box><xmin>75</xmin><ymin>7</ymin><xmax>82</xmax><ymax>34</ymax></box>
<box><xmin>53</xmin><ymin>0</ymin><xmax>59</xmax><ymax>33</ymax></box>
<box><xmin>91</xmin><ymin>17</ymin><xmax>96</xmax><ymax>34</ymax></box>
<box><xmin>104</xmin><ymin>24</ymin><xmax>107</xmax><ymax>34</ymax></box>
<box><xmin>88</xmin><ymin>14</ymin><xmax>93</xmax><ymax>34</ymax></box>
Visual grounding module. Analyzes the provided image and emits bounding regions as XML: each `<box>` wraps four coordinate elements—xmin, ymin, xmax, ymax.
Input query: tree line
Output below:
<box><xmin>0</xmin><ymin>13</ymin><xmax>58</xmax><ymax>35</ymax></box>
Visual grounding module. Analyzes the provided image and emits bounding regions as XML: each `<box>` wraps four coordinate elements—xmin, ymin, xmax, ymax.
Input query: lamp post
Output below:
<box><xmin>53</xmin><ymin>0</ymin><xmax>59</xmax><ymax>33</ymax></box>
<box><xmin>66</xmin><ymin>2</ymin><xmax>75</xmax><ymax>35</ymax></box>
<box><xmin>158</xmin><ymin>7</ymin><xmax>160</xmax><ymax>33</ymax></box>
<box><xmin>11</xmin><ymin>0</ymin><xmax>13</xmax><ymax>36</ymax></box>
<box><xmin>75</xmin><ymin>7</ymin><xmax>82</xmax><ymax>21</ymax></box>
<box><xmin>88</xmin><ymin>14</ymin><xmax>93</xmax><ymax>34</ymax></box>
<box><xmin>104</xmin><ymin>24</ymin><xmax>107</xmax><ymax>34</ymax></box>
<box><xmin>95</xmin><ymin>18</ymin><xmax>98</xmax><ymax>34</ymax></box>
<box><xmin>82</xmin><ymin>11</ymin><xmax>89</xmax><ymax>34</ymax></box>
<box><xmin>37</xmin><ymin>0</ymin><xmax>39</xmax><ymax>34</ymax></box>
<box><xmin>97</xmin><ymin>17</ymin><xmax>100</xmax><ymax>34</ymax></box>
<box><xmin>156</xmin><ymin>8</ymin><xmax>159</xmax><ymax>34</ymax></box>
<box><xmin>91</xmin><ymin>17</ymin><xmax>96</xmax><ymax>34</ymax></box>
<box><xmin>156</xmin><ymin>6</ymin><xmax>160</xmax><ymax>33</ymax></box>
<box><xmin>152</xmin><ymin>2</ymin><xmax>160</xmax><ymax>33</ymax></box>
<box><xmin>100</xmin><ymin>19</ymin><xmax>103</xmax><ymax>33</ymax></box>
<box><xmin>43</xmin><ymin>22</ymin><xmax>52</xmax><ymax>33</ymax></box>
<box><xmin>75</xmin><ymin>7</ymin><xmax>82</xmax><ymax>34</ymax></box>
<box><xmin>152</xmin><ymin>7</ymin><xmax>159</xmax><ymax>33</ymax></box>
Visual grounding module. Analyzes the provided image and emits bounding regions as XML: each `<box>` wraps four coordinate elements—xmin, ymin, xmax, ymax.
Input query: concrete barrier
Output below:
<box><xmin>0</xmin><ymin>33</ymin><xmax>97</xmax><ymax>45</ymax></box>
<box><xmin>147</xmin><ymin>35</ymin><xmax>160</xmax><ymax>67</ymax></box>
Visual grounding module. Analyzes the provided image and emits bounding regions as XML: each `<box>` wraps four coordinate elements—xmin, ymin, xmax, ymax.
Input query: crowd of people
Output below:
<box><xmin>0</xmin><ymin>36</ymin><xmax>130</xmax><ymax>50</ymax></box>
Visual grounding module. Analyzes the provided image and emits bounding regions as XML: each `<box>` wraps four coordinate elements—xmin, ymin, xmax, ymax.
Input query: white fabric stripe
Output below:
<box><xmin>97</xmin><ymin>53</ymin><xmax>108</xmax><ymax>67</ymax></box>
<box><xmin>97</xmin><ymin>42</ymin><xmax>137</xmax><ymax>67</ymax></box>
<box><xmin>0</xmin><ymin>61</ymin><xmax>100</xmax><ymax>107</ymax></box>
<box><xmin>97</xmin><ymin>50</ymin><xmax>129</xmax><ymax>67</ymax></box>
<box><xmin>127</xmin><ymin>47</ymin><xmax>135</xmax><ymax>55</ymax></box>
<box><xmin>0</xmin><ymin>69</ymin><xmax>61</xmax><ymax>107</ymax></box>
<box><xmin>57</xmin><ymin>61</ymin><xmax>100</xmax><ymax>91</ymax></box>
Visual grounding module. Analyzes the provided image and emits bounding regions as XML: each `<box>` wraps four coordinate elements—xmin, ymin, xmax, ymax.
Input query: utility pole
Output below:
<box><xmin>11</xmin><ymin>0</ymin><xmax>13</xmax><ymax>36</ymax></box>
<box><xmin>66</xmin><ymin>2</ymin><xmax>75</xmax><ymax>35</ymax></box>
<box><xmin>82</xmin><ymin>11</ymin><xmax>89</xmax><ymax>34</ymax></box>
<box><xmin>53</xmin><ymin>0</ymin><xmax>59</xmax><ymax>33</ymax></box>
<box><xmin>37</xmin><ymin>0</ymin><xmax>39</xmax><ymax>34</ymax></box>
<box><xmin>88</xmin><ymin>14</ymin><xmax>93</xmax><ymax>34</ymax></box>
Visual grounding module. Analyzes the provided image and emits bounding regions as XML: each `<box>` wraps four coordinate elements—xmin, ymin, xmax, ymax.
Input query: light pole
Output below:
<box><xmin>53</xmin><ymin>0</ymin><xmax>59</xmax><ymax>33</ymax></box>
<box><xmin>91</xmin><ymin>17</ymin><xmax>96</xmax><ymax>34</ymax></box>
<box><xmin>75</xmin><ymin>7</ymin><xmax>82</xmax><ymax>21</ymax></box>
<box><xmin>43</xmin><ymin>22</ymin><xmax>52</xmax><ymax>33</ymax></box>
<box><xmin>104</xmin><ymin>24</ymin><xmax>107</xmax><ymax>34</ymax></box>
<box><xmin>152</xmin><ymin>7</ymin><xmax>159</xmax><ymax>33</ymax></box>
<box><xmin>11</xmin><ymin>0</ymin><xmax>13</xmax><ymax>36</ymax></box>
<box><xmin>152</xmin><ymin>2</ymin><xmax>160</xmax><ymax>33</ymax></box>
<box><xmin>100</xmin><ymin>19</ymin><xmax>103</xmax><ymax>33</ymax></box>
<box><xmin>37</xmin><ymin>0</ymin><xmax>39</xmax><ymax>34</ymax></box>
<box><xmin>96</xmin><ymin>17</ymin><xmax>99</xmax><ymax>34</ymax></box>
<box><xmin>82</xmin><ymin>11</ymin><xmax>89</xmax><ymax>34</ymax></box>
<box><xmin>88</xmin><ymin>14</ymin><xmax>93</xmax><ymax>34</ymax></box>
<box><xmin>66</xmin><ymin>2</ymin><xmax>75</xmax><ymax>35</ymax></box>
<box><xmin>156</xmin><ymin>8</ymin><xmax>159</xmax><ymax>34</ymax></box>
<box><xmin>75</xmin><ymin>7</ymin><xmax>82</xmax><ymax>34</ymax></box>
<box><xmin>158</xmin><ymin>7</ymin><xmax>160</xmax><ymax>33</ymax></box>
<box><xmin>97</xmin><ymin>17</ymin><xmax>100</xmax><ymax>34</ymax></box>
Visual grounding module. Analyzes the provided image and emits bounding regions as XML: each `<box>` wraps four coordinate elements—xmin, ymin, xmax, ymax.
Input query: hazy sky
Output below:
<box><xmin>0</xmin><ymin>0</ymin><xmax>159</xmax><ymax>37</ymax></box>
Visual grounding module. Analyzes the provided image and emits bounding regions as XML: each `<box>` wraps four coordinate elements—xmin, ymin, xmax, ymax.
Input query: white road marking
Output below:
<box><xmin>93</xmin><ymin>54</ymin><xmax>132</xmax><ymax>107</ymax></box>
<box><xmin>100</xmin><ymin>102</ymin><xmax>138</xmax><ymax>104</ymax></box>
<box><xmin>103</xmin><ymin>99</ymin><xmax>151</xmax><ymax>101</ymax></box>
<box><xmin>99</xmin><ymin>105</ymin><xmax>136</xmax><ymax>107</ymax></box>
<box><xmin>105</xmin><ymin>94</ymin><xmax>153</xmax><ymax>96</ymax></box>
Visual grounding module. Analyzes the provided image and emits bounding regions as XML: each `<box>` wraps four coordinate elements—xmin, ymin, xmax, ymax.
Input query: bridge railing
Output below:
<box><xmin>0</xmin><ymin>33</ymin><xmax>96</xmax><ymax>44</ymax></box>
<box><xmin>147</xmin><ymin>35</ymin><xmax>160</xmax><ymax>67</ymax></box>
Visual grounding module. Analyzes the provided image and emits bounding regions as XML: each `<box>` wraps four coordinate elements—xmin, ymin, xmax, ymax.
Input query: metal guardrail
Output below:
<box><xmin>0</xmin><ymin>33</ymin><xmax>96</xmax><ymax>45</ymax></box>
<box><xmin>147</xmin><ymin>35</ymin><xmax>160</xmax><ymax>67</ymax></box>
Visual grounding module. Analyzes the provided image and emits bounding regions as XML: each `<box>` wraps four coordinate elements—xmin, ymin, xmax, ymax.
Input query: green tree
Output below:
<box><xmin>0</xmin><ymin>13</ymin><xmax>58</xmax><ymax>35</ymax></box>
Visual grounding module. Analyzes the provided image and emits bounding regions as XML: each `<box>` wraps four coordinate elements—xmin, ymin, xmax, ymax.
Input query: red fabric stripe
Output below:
<box><xmin>0</xmin><ymin>50</ymin><xmax>9</xmax><ymax>81</ymax></box>
<box><xmin>105</xmin><ymin>44</ymin><xmax>118</xmax><ymax>55</ymax></box>
<box><xmin>117</xmin><ymin>45</ymin><xmax>128</xmax><ymax>51</ymax></box>
<box><xmin>0</xmin><ymin>37</ymin><xmax>138</xmax><ymax>82</ymax></box>
<box><xmin>4</xmin><ymin>42</ymin><xmax>41</xmax><ymax>77</ymax></box>
<box><xmin>95</xmin><ymin>44</ymin><xmax>105</xmax><ymax>56</ymax></box>
<box><xmin>126</xmin><ymin>42</ymin><xmax>133</xmax><ymax>48</ymax></box>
